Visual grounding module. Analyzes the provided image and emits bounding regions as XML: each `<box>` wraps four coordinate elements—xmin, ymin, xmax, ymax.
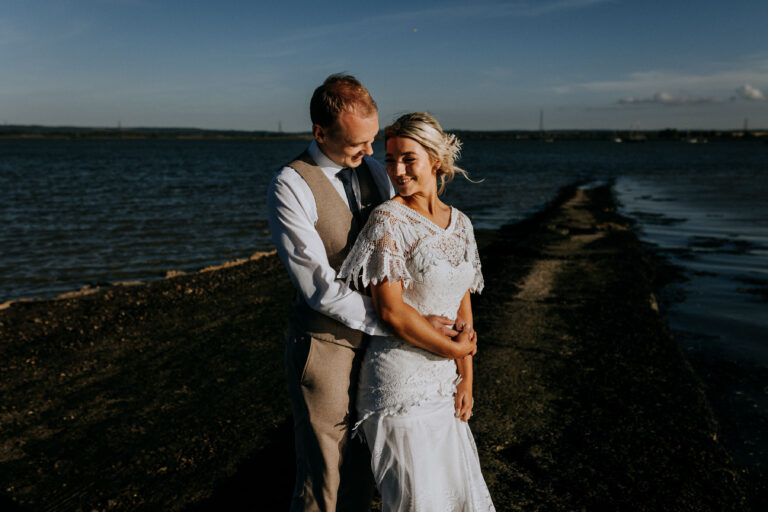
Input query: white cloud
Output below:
<box><xmin>340</xmin><ymin>0</ymin><xmax>613</xmax><ymax>29</ymax></box>
<box><xmin>618</xmin><ymin>92</ymin><xmax>722</xmax><ymax>106</ymax></box>
<box><xmin>462</xmin><ymin>0</ymin><xmax>608</xmax><ymax>17</ymax></box>
<box><xmin>550</xmin><ymin>62</ymin><xmax>768</xmax><ymax>109</ymax></box>
<box><xmin>569</xmin><ymin>62</ymin><xmax>768</xmax><ymax>95</ymax></box>
<box><xmin>735</xmin><ymin>84</ymin><xmax>766</xmax><ymax>101</ymax></box>
<box><xmin>513</xmin><ymin>0</ymin><xmax>612</xmax><ymax>17</ymax></box>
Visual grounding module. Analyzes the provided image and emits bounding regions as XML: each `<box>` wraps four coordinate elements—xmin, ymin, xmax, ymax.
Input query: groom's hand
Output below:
<box><xmin>425</xmin><ymin>315</ymin><xmax>459</xmax><ymax>337</ymax></box>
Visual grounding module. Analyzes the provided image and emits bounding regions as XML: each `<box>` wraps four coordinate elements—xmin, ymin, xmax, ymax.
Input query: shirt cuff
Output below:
<box><xmin>337</xmin><ymin>313</ymin><xmax>390</xmax><ymax>336</ymax></box>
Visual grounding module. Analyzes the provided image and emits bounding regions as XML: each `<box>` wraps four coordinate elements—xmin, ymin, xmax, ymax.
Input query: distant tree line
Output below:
<box><xmin>0</xmin><ymin>124</ymin><xmax>764</xmax><ymax>141</ymax></box>
<box><xmin>0</xmin><ymin>125</ymin><xmax>313</xmax><ymax>140</ymax></box>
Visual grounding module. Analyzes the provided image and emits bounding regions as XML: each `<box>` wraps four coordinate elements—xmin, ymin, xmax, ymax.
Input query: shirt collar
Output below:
<box><xmin>307</xmin><ymin>139</ymin><xmax>346</xmax><ymax>174</ymax></box>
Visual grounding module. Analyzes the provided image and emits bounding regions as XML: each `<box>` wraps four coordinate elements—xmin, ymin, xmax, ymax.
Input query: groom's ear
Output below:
<box><xmin>312</xmin><ymin>124</ymin><xmax>325</xmax><ymax>143</ymax></box>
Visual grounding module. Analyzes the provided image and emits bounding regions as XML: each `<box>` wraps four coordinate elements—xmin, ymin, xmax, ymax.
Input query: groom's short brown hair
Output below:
<box><xmin>310</xmin><ymin>73</ymin><xmax>378</xmax><ymax>130</ymax></box>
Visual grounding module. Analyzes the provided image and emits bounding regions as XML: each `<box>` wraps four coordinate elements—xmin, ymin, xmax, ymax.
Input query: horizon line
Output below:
<box><xmin>1</xmin><ymin>123</ymin><xmax>766</xmax><ymax>134</ymax></box>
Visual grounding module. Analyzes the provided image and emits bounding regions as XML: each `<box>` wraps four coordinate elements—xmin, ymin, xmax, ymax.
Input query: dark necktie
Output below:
<box><xmin>336</xmin><ymin>167</ymin><xmax>362</xmax><ymax>225</ymax></box>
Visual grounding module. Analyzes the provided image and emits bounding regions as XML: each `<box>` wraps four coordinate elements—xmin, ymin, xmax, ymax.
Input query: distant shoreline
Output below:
<box><xmin>1</xmin><ymin>125</ymin><xmax>766</xmax><ymax>141</ymax></box>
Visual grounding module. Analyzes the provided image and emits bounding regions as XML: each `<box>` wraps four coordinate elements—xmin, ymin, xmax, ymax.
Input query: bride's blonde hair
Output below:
<box><xmin>384</xmin><ymin>112</ymin><xmax>471</xmax><ymax>195</ymax></box>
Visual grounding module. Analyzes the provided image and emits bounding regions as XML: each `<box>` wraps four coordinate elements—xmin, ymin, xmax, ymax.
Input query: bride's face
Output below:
<box><xmin>385</xmin><ymin>136</ymin><xmax>439</xmax><ymax>198</ymax></box>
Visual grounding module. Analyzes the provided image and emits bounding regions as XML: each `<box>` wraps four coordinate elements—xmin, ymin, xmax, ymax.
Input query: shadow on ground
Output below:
<box><xmin>0</xmin><ymin>495</ymin><xmax>31</xmax><ymax>511</ymax></box>
<box><xmin>185</xmin><ymin>419</ymin><xmax>295</xmax><ymax>511</ymax></box>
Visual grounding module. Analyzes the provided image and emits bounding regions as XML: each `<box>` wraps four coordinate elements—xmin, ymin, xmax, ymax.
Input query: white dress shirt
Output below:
<box><xmin>267</xmin><ymin>140</ymin><xmax>395</xmax><ymax>335</ymax></box>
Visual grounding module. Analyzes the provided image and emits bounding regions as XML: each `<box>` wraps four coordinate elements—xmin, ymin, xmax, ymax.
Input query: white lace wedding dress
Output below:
<box><xmin>339</xmin><ymin>200</ymin><xmax>495</xmax><ymax>512</ymax></box>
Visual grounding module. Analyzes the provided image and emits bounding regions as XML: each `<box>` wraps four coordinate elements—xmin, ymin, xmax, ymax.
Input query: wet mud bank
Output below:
<box><xmin>0</xmin><ymin>184</ymin><xmax>754</xmax><ymax>510</ymax></box>
<box><xmin>471</xmin><ymin>184</ymin><xmax>752</xmax><ymax>510</ymax></box>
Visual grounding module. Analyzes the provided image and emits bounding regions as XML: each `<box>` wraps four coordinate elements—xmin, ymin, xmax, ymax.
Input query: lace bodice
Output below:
<box><xmin>338</xmin><ymin>200</ymin><xmax>484</xmax><ymax>425</ymax></box>
<box><xmin>339</xmin><ymin>200</ymin><xmax>483</xmax><ymax>317</ymax></box>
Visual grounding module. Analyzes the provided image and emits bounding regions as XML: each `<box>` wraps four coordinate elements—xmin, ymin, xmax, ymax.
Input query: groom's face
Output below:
<box><xmin>314</xmin><ymin>110</ymin><xmax>379</xmax><ymax>168</ymax></box>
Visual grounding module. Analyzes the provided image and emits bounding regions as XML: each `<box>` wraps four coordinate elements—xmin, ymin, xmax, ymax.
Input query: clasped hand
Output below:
<box><xmin>453</xmin><ymin>321</ymin><xmax>477</xmax><ymax>358</ymax></box>
<box><xmin>424</xmin><ymin>315</ymin><xmax>477</xmax><ymax>358</ymax></box>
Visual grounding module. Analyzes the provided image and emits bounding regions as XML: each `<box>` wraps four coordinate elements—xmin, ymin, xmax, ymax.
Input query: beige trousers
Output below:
<box><xmin>285</xmin><ymin>328</ymin><xmax>375</xmax><ymax>512</ymax></box>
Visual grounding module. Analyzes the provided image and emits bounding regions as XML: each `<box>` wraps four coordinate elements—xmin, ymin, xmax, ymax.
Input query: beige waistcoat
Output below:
<box><xmin>288</xmin><ymin>151</ymin><xmax>383</xmax><ymax>349</ymax></box>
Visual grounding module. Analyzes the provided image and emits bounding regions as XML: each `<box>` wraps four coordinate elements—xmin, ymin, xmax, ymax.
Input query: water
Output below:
<box><xmin>615</xmin><ymin>173</ymin><xmax>768</xmax><ymax>364</ymax></box>
<box><xmin>1</xmin><ymin>139</ymin><xmax>306</xmax><ymax>301</ymax></box>
<box><xmin>608</xmin><ymin>143</ymin><xmax>768</xmax><ymax>472</ymax></box>
<box><xmin>0</xmin><ymin>138</ymin><xmax>593</xmax><ymax>303</ymax></box>
<box><xmin>2</xmin><ymin>140</ymin><xmax>766</xmax><ymax>357</ymax></box>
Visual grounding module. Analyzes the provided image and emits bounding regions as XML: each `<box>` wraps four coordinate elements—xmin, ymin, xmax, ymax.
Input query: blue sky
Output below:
<box><xmin>2</xmin><ymin>0</ymin><xmax>767</xmax><ymax>130</ymax></box>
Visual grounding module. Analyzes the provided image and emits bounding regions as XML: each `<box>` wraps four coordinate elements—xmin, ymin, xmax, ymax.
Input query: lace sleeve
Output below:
<box><xmin>462</xmin><ymin>213</ymin><xmax>484</xmax><ymax>294</ymax></box>
<box><xmin>338</xmin><ymin>205</ymin><xmax>413</xmax><ymax>289</ymax></box>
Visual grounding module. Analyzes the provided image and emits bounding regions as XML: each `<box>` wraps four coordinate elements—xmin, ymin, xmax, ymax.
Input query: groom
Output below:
<box><xmin>267</xmin><ymin>74</ymin><xmax>459</xmax><ymax>511</ymax></box>
<box><xmin>267</xmin><ymin>74</ymin><xmax>391</xmax><ymax>511</ymax></box>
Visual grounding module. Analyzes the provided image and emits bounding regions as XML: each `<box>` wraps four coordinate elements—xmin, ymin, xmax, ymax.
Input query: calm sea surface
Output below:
<box><xmin>0</xmin><ymin>137</ymin><xmax>604</xmax><ymax>302</ymax></box>
<box><xmin>2</xmin><ymin>139</ymin><xmax>766</xmax><ymax>364</ymax></box>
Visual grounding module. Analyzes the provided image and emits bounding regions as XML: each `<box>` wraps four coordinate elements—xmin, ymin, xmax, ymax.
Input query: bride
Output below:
<box><xmin>339</xmin><ymin>112</ymin><xmax>495</xmax><ymax>511</ymax></box>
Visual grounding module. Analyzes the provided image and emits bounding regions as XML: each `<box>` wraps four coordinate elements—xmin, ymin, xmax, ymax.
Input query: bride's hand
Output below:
<box><xmin>455</xmin><ymin>379</ymin><xmax>473</xmax><ymax>422</ymax></box>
